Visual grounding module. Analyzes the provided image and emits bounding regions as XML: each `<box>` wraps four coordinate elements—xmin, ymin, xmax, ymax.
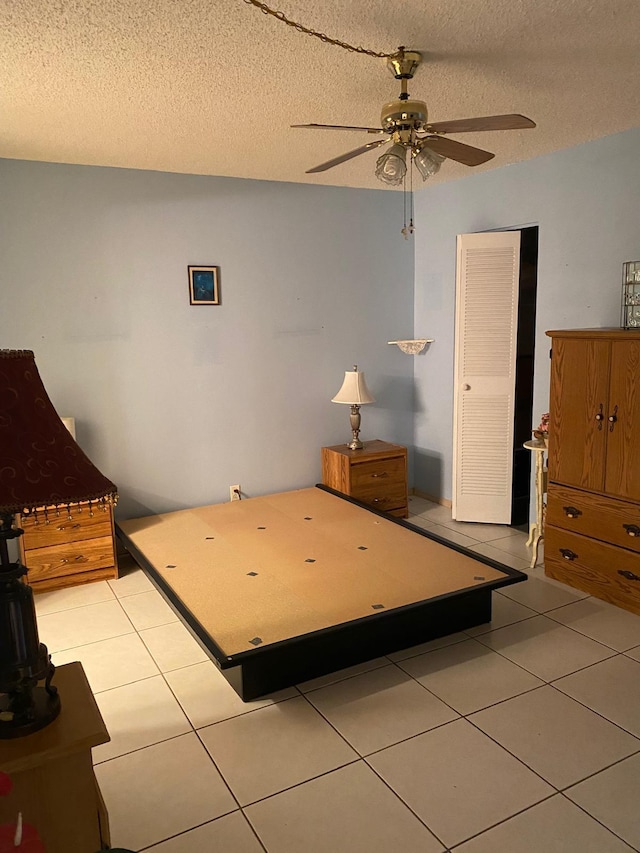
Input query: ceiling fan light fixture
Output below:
<box><xmin>413</xmin><ymin>145</ymin><xmax>445</xmax><ymax>181</ymax></box>
<box><xmin>375</xmin><ymin>143</ymin><xmax>407</xmax><ymax>186</ymax></box>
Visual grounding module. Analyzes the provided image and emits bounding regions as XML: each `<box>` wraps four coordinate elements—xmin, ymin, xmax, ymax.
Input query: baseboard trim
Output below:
<box><xmin>410</xmin><ymin>488</ymin><xmax>452</xmax><ymax>509</ymax></box>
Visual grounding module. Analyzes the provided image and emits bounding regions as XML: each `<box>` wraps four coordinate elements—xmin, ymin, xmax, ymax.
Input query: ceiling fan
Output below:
<box><xmin>292</xmin><ymin>48</ymin><xmax>536</xmax><ymax>185</ymax></box>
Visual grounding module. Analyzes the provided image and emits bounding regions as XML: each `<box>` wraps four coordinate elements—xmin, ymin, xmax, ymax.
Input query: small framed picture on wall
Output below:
<box><xmin>188</xmin><ymin>265</ymin><xmax>220</xmax><ymax>305</ymax></box>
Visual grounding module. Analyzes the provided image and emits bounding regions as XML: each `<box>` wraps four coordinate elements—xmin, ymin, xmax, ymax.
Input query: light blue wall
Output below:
<box><xmin>3</xmin><ymin>128</ymin><xmax>638</xmax><ymax>518</ymax></box>
<box><xmin>412</xmin><ymin>127</ymin><xmax>640</xmax><ymax>501</ymax></box>
<box><xmin>0</xmin><ymin>160</ymin><xmax>415</xmax><ymax>518</ymax></box>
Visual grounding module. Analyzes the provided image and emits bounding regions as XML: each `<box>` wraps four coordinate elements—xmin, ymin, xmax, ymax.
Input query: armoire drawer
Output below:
<box><xmin>547</xmin><ymin>484</ymin><xmax>640</xmax><ymax>554</ymax></box>
<box><xmin>545</xmin><ymin>525</ymin><xmax>640</xmax><ymax>615</ymax></box>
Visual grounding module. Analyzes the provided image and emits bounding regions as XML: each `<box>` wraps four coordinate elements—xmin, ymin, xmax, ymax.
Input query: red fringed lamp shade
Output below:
<box><xmin>0</xmin><ymin>350</ymin><xmax>116</xmax><ymax>513</ymax></box>
<box><xmin>0</xmin><ymin>349</ymin><xmax>117</xmax><ymax>739</ymax></box>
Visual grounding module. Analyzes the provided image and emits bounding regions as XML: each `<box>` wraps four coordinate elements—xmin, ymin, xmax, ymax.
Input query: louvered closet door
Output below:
<box><xmin>453</xmin><ymin>231</ymin><xmax>521</xmax><ymax>522</ymax></box>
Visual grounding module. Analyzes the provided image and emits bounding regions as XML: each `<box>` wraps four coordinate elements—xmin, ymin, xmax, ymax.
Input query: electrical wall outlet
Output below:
<box><xmin>230</xmin><ymin>484</ymin><xmax>241</xmax><ymax>501</ymax></box>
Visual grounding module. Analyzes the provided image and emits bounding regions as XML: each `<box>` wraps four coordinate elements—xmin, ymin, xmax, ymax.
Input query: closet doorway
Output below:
<box><xmin>452</xmin><ymin>226</ymin><xmax>539</xmax><ymax>526</ymax></box>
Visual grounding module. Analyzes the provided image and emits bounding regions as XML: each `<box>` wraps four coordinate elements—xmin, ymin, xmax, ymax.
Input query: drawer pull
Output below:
<box><xmin>60</xmin><ymin>555</ymin><xmax>88</xmax><ymax>564</ymax></box>
<box><xmin>560</xmin><ymin>548</ymin><xmax>578</xmax><ymax>561</ymax></box>
<box><xmin>618</xmin><ymin>569</ymin><xmax>640</xmax><ymax>582</ymax></box>
<box><xmin>623</xmin><ymin>524</ymin><xmax>640</xmax><ymax>537</ymax></box>
<box><xmin>563</xmin><ymin>506</ymin><xmax>582</xmax><ymax>519</ymax></box>
<box><xmin>56</xmin><ymin>523</ymin><xmax>81</xmax><ymax>531</ymax></box>
<box><xmin>371</xmin><ymin>472</ymin><xmax>388</xmax><ymax>478</ymax></box>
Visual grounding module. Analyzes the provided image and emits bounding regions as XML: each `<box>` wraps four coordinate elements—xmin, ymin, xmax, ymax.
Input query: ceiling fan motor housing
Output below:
<box><xmin>381</xmin><ymin>99</ymin><xmax>428</xmax><ymax>133</ymax></box>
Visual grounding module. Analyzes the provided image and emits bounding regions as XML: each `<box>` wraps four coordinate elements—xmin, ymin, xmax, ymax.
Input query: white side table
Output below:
<box><xmin>523</xmin><ymin>438</ymin><xmax>547</xmax><ymax>568</ymax></box>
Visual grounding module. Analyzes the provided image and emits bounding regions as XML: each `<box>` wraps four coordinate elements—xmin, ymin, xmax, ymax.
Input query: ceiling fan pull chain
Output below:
<box><xmin>241</xmin><ymin>0</ymin><xmax>395</xmax><ymax>57</ymax></box>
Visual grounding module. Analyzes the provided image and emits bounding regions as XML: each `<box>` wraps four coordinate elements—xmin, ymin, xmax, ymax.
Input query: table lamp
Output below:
<box><xmin>0</xmin><ymin>350</ymin><xmax>117</xmax><ymax>738</ymax></box>
<box><xmin>331</xmin><ymin>365</ymin><xmax>375</xmax><ymax>450</ymax></box>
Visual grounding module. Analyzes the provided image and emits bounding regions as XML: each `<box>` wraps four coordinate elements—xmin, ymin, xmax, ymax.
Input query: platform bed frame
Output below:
<box><xmin>116</xmin><ymin>485</ymin><xmax>527</xmax><ymax>701</ymax></box>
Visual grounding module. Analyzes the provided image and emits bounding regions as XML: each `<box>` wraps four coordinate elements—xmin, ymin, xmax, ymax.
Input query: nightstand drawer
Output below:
<box><xmin>24</xmin><ymin>536</ymin><xmax>116</xmax><ymax>583</ymax></box>
<box><xmin>545</xmin><ymin>525</ymin><xmax>640</xmax><ymax>614</ymax></box>
<box><xmin>547</xmin><ymin>485</ymin><xmax>640</xmax><ymax>554</ymax></box>
<box><xmin>19</xmin><ymin>505</ymin><xmax>112</xmax><ymax>549</ymax></box>
<box><xmin>350</xmin><ymin>456</ymin><xmax>405</xmax><ymax>489</ymax></box>
<box><xmin>350</xmin><ymin>457</ymin><xmax>406</xmax><ymax>510</ymax></box>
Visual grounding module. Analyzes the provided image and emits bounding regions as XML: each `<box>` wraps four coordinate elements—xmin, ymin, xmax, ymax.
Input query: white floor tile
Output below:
<box><xmin>52</xmin><ymin>632</ymin><xmax>159</xmax><ymax>693</ymax></box>
<box><xmin>455</xmin><ymin>794</ymin><xmax>633</xmax><ymax>853</ymax></box>
<box><xmin>554</xmin><ymin>655</ymin><xmax>640</xmax><ymax>737</ymax></box>
<box><xmin>475</xmin><ymin>614</ymin><xmax>615</xmax><ymax>681</ymax></box>
<box><xmin>479</xmin><ymin>532</ymin><xmax>532</xmax><ymax>559</ymax></box>
<box><xmin>37</xmin><ymin>599</ymin><xmax>134</xmax><ymax>653</ymax></box>
<box><xmin>398</xmin><ymin>638</ymin><xmax>543</xmax><ymax>715</ymax></box>
<box><xmin>34</xmin><ymin>579</ymin><xmax>115</xmax><ymax>615</ymax></box>
<box><xmin>245</xmin><ymin>761</ymin><xmax>444</xmax><ymax>853</ymax></box>
<box><xmin>565</xmin><ymin>753</ymin><xmax>640</xmax><ymax>850</ymax></box>
<box><xmin>118</xmin><ymin>589</ymin><xmax>180</xmax><ymax>630</ymax></box>
<box><xmin>499</xmin><ymin>574</ymin><xmax>589</xmax><ymax>612</ymax></box>
<box><xmin>95</xmin><ymin>732</ymin><xmax>236</xmax><ymax>851</ymax></box>
<box><xmin>469</xmin><ymin>685</ymin><xmax>640</xmax><ymax>788</ymax></box>
<box><xmin>465</xmin><ymin>590</ymin><xmax>537</xmax><ymax>636</ymax></box>
<box><xmin>421</xmin><ymin>523</ymin><xmax>479</xmax><ymax>548</ymax></box>
<box><xmin>405</xmin><ymin>515</ymin><xmax>438</xmax><ymax>533</ymax></box>
<box><xmin>437</xmin><ymin>518</ymin><xmax>522</xmax><ymax>543</ymax></box>
<box><xmin>93</xmin><ymin>674</ymin><xmax>192</xmax><ymax>762</ymax></box>
<box><xmin>139</xmin><ymin>621</ymin><xmax>209</xmax><ymax>672</ymax></box>
<box><xmin>468</xmin><ymin>542</ymin><xmax>530</xmax><ymax>571</ymax></box>
<box><xmin>108</xmin><ymin>564</ymin><xmax>154</xmax><ymax>597</ymax></box>
<box><xmin>297</xmin><ymin>656</ymin><xmax>389</xmax><ymax>692</ymax></box>
<box><xmin>198</xmin><ymin>695</ymin><xmax>357</xmax><ymax>805</ymax></box>
<box><xmin>625</xmin><ymin>644</ymin><xmax>640</xmax><ymax>662</ymax></box>
<box><xmin>144</xmin><ymin>811</ymin><xmax>264</xmax><ymax>853</ymax></box>
<box><xmin>165</xmin><ymin>660</ymin><xmax>296</xmax><ymax>728</ymax></box>
<box><xmin>408</xmin><ymin>500</ymin><xmax>453</xmax><ymax>524</ymax></box>
<box><xmin>306</xmin><ymin>664</ymin><xmax>458</xmax><ymax>755</ymax></box>
<box><xmin>30</xmin><ymin>532</ymin><xmax>640</xmax><ymax>853</ymax></box>
<box><xmin>368</xmin><ymin>718</ymin><xmax>553</xmax><ymax>848</ymax></box>
<box><xmin>387</xmin><ymin>631</ymin><xmax>469</xmax><ymax>662</ymax></box>
<box><xmin>546</xmin><ymin>597</ymin><xmax>640</xmax><ymax>651</ymax></box>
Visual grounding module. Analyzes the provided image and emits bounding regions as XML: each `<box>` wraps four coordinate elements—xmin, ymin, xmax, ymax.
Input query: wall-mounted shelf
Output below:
<box><xmin>387</xmin><ymin>339</ymin><xmax>434</xmax><ymax>354</ymax></box>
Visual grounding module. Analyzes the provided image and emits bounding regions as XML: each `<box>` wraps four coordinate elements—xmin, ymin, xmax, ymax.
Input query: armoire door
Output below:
<box><xmin>548</xmin><ymin>336</ymin><xmax>609</xmax><ymax>492</ymax></box>
<box><xmin>453</xmin><ymin>230</ymin><xmax>521</xmax><ymax>523</ymax></box>
<box><xmin>604</xmin><ymin>339</ymin><xmax>640</xmax><ymax>501</ymax></box>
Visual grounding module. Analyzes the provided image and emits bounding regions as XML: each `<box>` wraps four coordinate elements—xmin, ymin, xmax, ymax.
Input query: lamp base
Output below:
<box><xmin>346</xmin><ymin>404</ymin><xmax>365</xmax><ymax>450</ymax></box>
<box><xmin>0</xmin><ymin>683</ymin><xmax>61</xmax><ymax>739</ymax></box>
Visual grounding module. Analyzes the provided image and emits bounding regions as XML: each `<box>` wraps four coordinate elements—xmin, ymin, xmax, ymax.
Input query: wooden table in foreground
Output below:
<box><xmin>0</xmin><ymin>662</ymin><xmax>110</xmax><ymax>853</ymax></box>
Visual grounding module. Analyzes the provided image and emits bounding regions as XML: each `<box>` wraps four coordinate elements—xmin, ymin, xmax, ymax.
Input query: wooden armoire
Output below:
<box><xmin>544</xmin><ymin>329</ymin><xmax>640</xmax><ymax>614</ymax></box>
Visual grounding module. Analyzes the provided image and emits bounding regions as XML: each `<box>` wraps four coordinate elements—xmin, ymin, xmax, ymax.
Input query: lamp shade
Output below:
<box><xmin>0</xmin><ymin>350</ymin><xmax>117</xmax><ymax>513</ymax></box>
<box><xmin>331</xmin><ymin>366</ymin><xmax>375</xmax><ymax>405</ymax></box>
<box><xmin>375</xmin><ymin>143</ymin><xmax>407</xmax><ymax>187</ymax></box>
<box><xmin>413</xmin><ymin>145</ymin><xmax>445</xmax><ymax>181</ymax></box>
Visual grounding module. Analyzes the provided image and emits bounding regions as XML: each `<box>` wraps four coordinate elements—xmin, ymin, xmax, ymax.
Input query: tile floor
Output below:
<box><xmin>35</xmin><ymin>494</ymin><xmax>640</xmax><ymax>852</ymax></box>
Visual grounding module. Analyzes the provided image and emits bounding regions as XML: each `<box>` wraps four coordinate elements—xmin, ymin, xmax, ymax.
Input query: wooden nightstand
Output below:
<box><xmin>18</xmin><ymin>501</ymin><xmax>118</xmax><ymax>593</ymax></box>
<box><xmin>0</xmin><ymin>662</ymin><xmax>111</xmax><ymax>852</ymax></box>
<box><xmin>321</xmin><ymin>439</ymin><xmax>408</xmax><ymax>518</ymax></box>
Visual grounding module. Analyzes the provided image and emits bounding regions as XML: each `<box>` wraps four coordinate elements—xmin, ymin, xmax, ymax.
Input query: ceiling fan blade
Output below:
<box><xmin>427</xmin><ymin>114</ymin><xmax>536</xmax><ymax>134</ymax></box>
<box><xmin>292</xmin><ymin>123</ymin><xmax>385</xmax><ymax>135</ymax></box>
<box><xmin>423</xmin><ymin>136</ymin><xmax>495</xmax><ymax>166</ymax></box>
<box><xmin>306</xmin><ymin>138</ymin><xmax>390</xmax><ymax>174</ymax></box>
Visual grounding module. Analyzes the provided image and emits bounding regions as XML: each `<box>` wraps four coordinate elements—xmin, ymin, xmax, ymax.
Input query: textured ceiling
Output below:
<box><xmin>2</xmin><ymin>0</ymin><xmax>639</xmax><ymax>190</ymax></box>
